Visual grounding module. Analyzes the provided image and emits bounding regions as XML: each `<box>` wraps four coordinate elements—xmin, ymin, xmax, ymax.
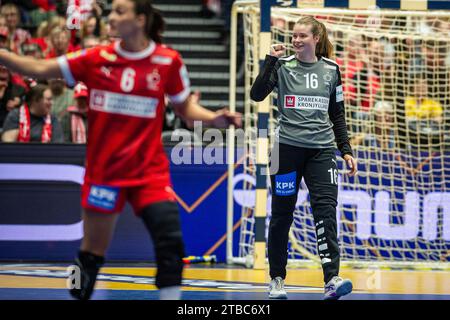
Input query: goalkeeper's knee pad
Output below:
<box><xmin>69</xmin><ymin>250</ymin><xmax>104</xmax><ymax>300</ymax></box>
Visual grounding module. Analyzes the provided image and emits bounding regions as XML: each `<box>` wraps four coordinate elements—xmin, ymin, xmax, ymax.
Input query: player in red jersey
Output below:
<box><xmin>0</xmin><ymin>0</ymin><xmax>241</xmax><ymax>300</ymax></box>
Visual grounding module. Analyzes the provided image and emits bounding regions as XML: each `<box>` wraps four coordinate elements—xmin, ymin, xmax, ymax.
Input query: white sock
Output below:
<box><xmin>159</xmin><ymin>286</ymin><xmax>181</xmax><ymax>300</ymax></box>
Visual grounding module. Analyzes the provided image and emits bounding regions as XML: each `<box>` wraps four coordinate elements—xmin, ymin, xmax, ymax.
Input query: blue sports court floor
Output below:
<box><xmin>0</xmin><ymin>263</ymin><xmax>449</xmax><ymax>300</ymax></box>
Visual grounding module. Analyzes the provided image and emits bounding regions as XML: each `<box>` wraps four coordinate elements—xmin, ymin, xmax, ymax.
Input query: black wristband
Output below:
<box><xmin>338</xmin><ymin>142</ymin><xmax>353</xmax><ymax>158</ymax></box>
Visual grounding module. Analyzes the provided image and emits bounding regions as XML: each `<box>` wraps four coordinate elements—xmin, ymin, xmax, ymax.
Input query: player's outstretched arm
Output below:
<box><xmin>0</xmin><ymin>50</ymin><xmax>62</xmax><ymax>79</ymax></box>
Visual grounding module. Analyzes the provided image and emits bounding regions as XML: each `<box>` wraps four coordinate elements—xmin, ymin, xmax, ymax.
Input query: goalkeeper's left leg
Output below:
<box><xmin>303</xmin><ymin>148</ymin><xmax>340</xmax><ymax>284</ymax></box>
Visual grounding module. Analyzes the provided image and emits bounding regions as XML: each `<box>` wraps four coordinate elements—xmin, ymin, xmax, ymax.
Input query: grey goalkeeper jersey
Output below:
<box><xmin>250</xmin><ymin>55</ymin><xmax>353</xmax><ymax>156</ymax></box>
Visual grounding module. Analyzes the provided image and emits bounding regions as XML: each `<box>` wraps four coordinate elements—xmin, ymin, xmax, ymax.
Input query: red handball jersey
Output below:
<box><xmin>57</xmin><ymin>41</ymin><xmax>190</xmax><ymax>186</ymax></box>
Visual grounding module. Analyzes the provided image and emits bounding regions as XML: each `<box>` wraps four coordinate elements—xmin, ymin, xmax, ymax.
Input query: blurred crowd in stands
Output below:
<box><xmin>0</xmin><ymin>0</ymin><xmax>234</xmax><ymax>144</ymax></box>
<box><xmin>0</xmin><ymin>0</ymin><xmax>110</xmax><ymax>143</ymax></box>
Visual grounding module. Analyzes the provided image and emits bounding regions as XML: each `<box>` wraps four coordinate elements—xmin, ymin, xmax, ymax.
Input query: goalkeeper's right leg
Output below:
<box><xmin>268</xmin><ymin>143</ymin><xmax>304</xmax><ymax>298</ymax></box>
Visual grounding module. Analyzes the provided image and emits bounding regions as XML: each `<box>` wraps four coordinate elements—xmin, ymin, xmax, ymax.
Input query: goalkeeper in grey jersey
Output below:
<box><xmin>250</xmin><ymin>16</ymin><xmax>357</xmax><ymax>300</ymax></box>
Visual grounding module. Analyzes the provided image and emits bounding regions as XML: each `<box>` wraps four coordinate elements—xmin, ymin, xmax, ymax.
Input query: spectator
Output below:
<box><xmin>0</xmin><ymin>26</ymin><xmax>8</xmax><ymax>50</ymax></box>
<box><xmin>45</xmin><ymin>27</ymin><xmax>72</xmax><ymax>58</ymax></box>
<box><xmin>405</xmin><ymin>76</ymin><xmax>443</xmax><ymax>123</ymax></box>
<box><xmin>405</xmin><ymin>76</ymin><xmax>444</xmax><ymax>149</ymax></box>
<box><xmin>350</xmin><ymin>101</ymin><xmax>395</xmax><ymax>150</ymax></box>
<box><xmin>2</xmin><ymin>83</ymin><xmax>63</xmax><ymax>143</ymax></box>
<box><xmin>61</xmin><ymin>82</ymin><xmax>88</xmax><ymax>143</ymax></box>
<box><xmin>16</xmin><ymin>42</ymin><xmax>44</xmax><ymax>90</ymax></box>
<box><xmin>33</xmin><ymin>16</ymin><xmax>73</xmax><ymax>56</ymax></box>
<box><xmin>30</xmin><ymin>0</ymin><xmax>57</xmax><ymax>12</ymax></box>
<box><xmin>348</xmin><ymin>39</ymin><xmax>382</xmax><ymax>113</ymax></box>
<box><xmin>81</xmin><ymin>15</ymin><xmax>98</xmax><ymax>37</ymax></box>
<box><xmin>337</xmin><ymin>36</ymin><xmax>375</xmax><ymax>133</ymax></box>
<box><xmin>0</xmin><ymin>3</ymin><xmax>32</xmax><ymax>54</ymax></box>
<box><xmin>409</xmin><ymin>40</ymin><xmax>450</xmax><ymax>108</ymax></box>
<box><xmin>0</xmin><ymin>65</ymin><xmax>26</xmax><ymax>131</ymax></box>
<box><xmin>27</xmin><ymin>0</ymin><xmax>57</xmax><ymax>29</ymax></box>
<box><xmin>48</xmin><ymin>78</ymin><xmax>75</xmax><ymax>121</ymax></box>
<box><xmin>21</xmin><ymin>42</ymin><xmax>44</xmax><ymax>59</ymax></box>
<box><xmin>81</xmin><ymin>12</ymin><xmax>107</xmax><ymax>39</ymax></box>
<box><xmin>0</xmin><ymin>14</ymin><xmax>6</xmax><ymax>29</ymax></box>
<box><xmin>0</xmin><ymin>26</ymin><xmax>28</xmax><ymax>90</ymax></box>
<box><xmin>32</xmin><ymin>19</ymin><xmax>52</xmax><ymax>55</ymax></box>
<box><xmin>336</xmin><ymin>34</ymin><xmax>365</xmax><ymax>107</ymax></box>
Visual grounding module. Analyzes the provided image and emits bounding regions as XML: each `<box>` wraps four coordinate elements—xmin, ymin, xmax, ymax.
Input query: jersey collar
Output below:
<box><xmin>114</xmin><ymin>40</ymin><xmax>155</xmax><ymax>60</ymax></box>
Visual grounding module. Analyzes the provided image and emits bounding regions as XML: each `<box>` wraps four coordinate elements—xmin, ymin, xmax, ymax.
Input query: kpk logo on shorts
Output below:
<box><xmin>275</xmin><ymin>171</ymin><xmax>297</xmax><ymax>196</ymax></box>
<box><xmin>285</xmin><ymin>95</ymin><xmax>296</xmax><ymax>108</ymax></box>
<box><xmin>88</xmin><ymin>185</ymin><xmax>119</xmax><ymax>210</ymax></box>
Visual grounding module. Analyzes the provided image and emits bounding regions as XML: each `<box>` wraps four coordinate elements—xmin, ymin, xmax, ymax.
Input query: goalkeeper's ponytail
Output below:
<box><xmin>295</xmin><ymin>16</ymin><xmax>334</xmax><ymax>59</ymax></box>
<box><xmin>316</xmin><ymin>21</ymin><xmax>334</xmax><ymax>59</ymax></box>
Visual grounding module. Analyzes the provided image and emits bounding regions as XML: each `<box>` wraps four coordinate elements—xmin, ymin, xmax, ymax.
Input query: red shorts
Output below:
<box><xmin>81</xmin><ymin>181</ymin><xmax>177</xmax><ymax>215</ymax></box>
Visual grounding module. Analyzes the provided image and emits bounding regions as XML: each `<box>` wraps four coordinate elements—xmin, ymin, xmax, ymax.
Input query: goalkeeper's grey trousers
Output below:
<box><xmin>268</xmin><ymin>143</ymin><xmax>340</xmax><ymax>284</ymax></box>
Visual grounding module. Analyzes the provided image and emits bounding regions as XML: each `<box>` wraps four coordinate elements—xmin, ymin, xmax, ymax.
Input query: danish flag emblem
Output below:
<box><xmin>285</xmin><ymin>95</ymin><xmax>295</xmax><ymax>108</ymax></box>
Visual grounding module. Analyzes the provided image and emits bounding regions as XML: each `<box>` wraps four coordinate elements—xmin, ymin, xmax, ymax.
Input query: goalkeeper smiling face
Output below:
<box><xmin>292</xmin><ymin>16</ymin><xmax>335</xmax><ymax>62</ymax></box>
<box><xmin>291</xmin><ymin>22</ymin><xmax>319</xmax><ymax>62</ymax></box>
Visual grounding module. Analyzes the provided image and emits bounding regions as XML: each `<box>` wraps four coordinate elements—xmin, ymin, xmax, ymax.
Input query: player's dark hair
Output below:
<box><xmin>296</xmin><ymin>16</ymin><xmax>334</xmax><ymax>59</ymax></box>
<box><xmin>131</xmin><ymin>0</ymin><xmax>165</xmax><ymax>43</ymax></box>
<box><xmin>25</xmin><ymin>84</ymin><xmax>48</xmax><ymax>105</ymax></box>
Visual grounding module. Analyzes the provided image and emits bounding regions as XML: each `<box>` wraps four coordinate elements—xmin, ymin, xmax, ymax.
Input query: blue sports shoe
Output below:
<box><xmin>324</xmin><ymin>276</ymin><xmax>353</xmax><ymax>300</ymax></box>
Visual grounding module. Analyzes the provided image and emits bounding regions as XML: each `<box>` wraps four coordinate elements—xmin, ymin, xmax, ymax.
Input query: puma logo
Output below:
<box><xmin>289</xmin><ymin>71</ymin><xmax>300</xmax><ymax>79</ymax></box>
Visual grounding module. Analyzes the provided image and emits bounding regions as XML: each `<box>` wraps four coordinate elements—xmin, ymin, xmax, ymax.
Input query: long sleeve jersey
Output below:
<box><xmin>250</xmin><ymin>54</ymin><xmax>353</xmax><ymax>157</ymax></box>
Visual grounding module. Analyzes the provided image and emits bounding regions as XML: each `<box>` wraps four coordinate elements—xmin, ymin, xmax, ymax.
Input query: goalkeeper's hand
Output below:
<box><xmin>270</xmin><ymin>44</ymin><xmax>286</xmax><ymax>58</ymax></box>
<box><xmin>343</xmin><ymin>154</ymin><xmax>358</xmax><ymax>176</ymax></box>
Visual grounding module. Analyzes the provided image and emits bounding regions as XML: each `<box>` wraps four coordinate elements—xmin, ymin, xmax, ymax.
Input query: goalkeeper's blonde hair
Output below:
<box><xmin>295</xmin><ymin>16</ymin><xmax>334</xmax><ymax>60</ymax></box>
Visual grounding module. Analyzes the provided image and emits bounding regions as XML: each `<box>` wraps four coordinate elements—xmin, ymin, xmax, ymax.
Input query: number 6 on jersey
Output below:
<box><xmin>121</xmin><ymin>67</ymin><xmax>136</xmax><ymax>92</ymax></box>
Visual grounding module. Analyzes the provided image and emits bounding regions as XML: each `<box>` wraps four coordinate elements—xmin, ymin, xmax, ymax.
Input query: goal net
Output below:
<box><xmin>230</xmin><ymin>2</ymin><xmax>450</xmax><ymax>269</ymax></box>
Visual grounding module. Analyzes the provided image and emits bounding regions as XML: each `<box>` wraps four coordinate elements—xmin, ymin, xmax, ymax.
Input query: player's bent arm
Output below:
<box><xmin>1</xmin><ymin>129</ymin><xmax>19</xmax><ymax>142</ymax></box>
<box><xmin>250</xmin><ymin>55</ymin><xmax>278</xmax><ymax>102</ymax></box>
<box><xmin>172</xmin><ymin>95</ymin><xmax>217</xmax><ymax>125</ymax></box>
<box><xmin>0</xmin><ymin>50</ymin><xmax>62</xmax><ymax>79</ymax></box>
<box><xmin>172</xmin><ymin>95</ymin><xmax>242</xmax><ymax>128</ymax></box>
